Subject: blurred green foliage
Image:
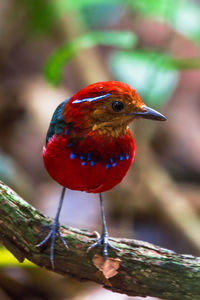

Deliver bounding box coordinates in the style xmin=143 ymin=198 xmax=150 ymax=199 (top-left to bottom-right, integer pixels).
xmin=56 ymin=0 xmax=200 ymax=41
xmin=37 ymin=0 xmax=200 ymax=108
xmin=109 ymin=50 xmax=179 ymax=107
xmin=20 ymin=0 xmax=59 ymax=34
xmin=22 ymin=0 xmax=200 ymax=40
xmin=54 ymin=0 xmax=122 ymax=11
xmin=44 ymin=31 xmax=136 ymax=85
xmin=127 ymin=0 xmax=200 ymax=41
xmin=21 ymin=0 xmax=200 ymax=39
xmin=20 ymin=0 xmax=200 ymax=107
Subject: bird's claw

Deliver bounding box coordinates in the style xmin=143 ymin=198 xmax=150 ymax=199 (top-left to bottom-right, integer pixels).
xmin=87 ymin=233 xmax=119 ymax=261
xmin=36 ymin=222 xmax=68 ymax=269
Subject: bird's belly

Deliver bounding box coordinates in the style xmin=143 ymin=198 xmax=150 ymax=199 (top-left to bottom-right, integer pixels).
xmin=43 ymin=135 xmax=135 ymax=193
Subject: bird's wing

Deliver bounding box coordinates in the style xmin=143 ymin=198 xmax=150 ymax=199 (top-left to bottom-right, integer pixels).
xmin=46 ymin=98 xmax=70 ymax=145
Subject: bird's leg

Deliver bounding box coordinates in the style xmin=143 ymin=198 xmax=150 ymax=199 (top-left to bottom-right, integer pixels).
xmin=36 ymin=187 xmax=68 ymax=269
xmin=87 ymin=193 xmax=119 ymax=261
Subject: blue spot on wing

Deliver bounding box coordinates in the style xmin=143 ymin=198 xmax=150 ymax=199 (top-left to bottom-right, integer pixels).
xmin=120 ymin=153 xmax=125 ymax=161
xmin=87 ymin=153 xmax=91 ymax=161
xmin=106 ymin=163 xmax=111 ymax=169
xmin=77 ymin=151 xmax=129 ymax=169
xmin=72 ymin=93 xmax=110 ymax=104
xmin=64 ymin=129 xmax=68 ymax=135
xmin=109 ymin=158 xmax=114 ymax=164
xmin=70 ymin=152 xmax=76 ymax=159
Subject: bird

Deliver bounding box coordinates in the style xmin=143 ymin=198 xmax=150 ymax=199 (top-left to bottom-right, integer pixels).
xmin=36 ymin=81 xmax=166 ymax=269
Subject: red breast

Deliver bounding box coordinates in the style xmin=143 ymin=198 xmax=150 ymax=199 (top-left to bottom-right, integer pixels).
xmin=43 ymin=132 xmax=135 ymax=193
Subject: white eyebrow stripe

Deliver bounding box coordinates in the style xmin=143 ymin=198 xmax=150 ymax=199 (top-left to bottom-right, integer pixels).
xmin=72 ymin=93 xmax=110 ymax=104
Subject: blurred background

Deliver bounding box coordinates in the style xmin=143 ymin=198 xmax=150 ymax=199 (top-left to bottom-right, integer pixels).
xmin=0 ymin=0 xmax=200 ymax=299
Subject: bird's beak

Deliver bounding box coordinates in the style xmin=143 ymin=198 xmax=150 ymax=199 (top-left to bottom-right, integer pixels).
xmin=131 ymin=105 xmax=167 ymax=121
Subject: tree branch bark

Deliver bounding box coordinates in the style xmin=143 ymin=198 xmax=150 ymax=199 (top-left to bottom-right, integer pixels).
xmin=0 ymin=180 xmax=200 ymax=300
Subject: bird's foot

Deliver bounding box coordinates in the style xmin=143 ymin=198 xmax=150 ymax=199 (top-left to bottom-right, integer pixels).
xmin=87 ymin=232 xmax=119 ymax=261
xmin=36 ymin=220 xmax=68 ymax=269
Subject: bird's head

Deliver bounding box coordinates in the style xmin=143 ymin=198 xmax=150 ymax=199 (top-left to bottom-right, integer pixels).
xmin=64 ymin=81 xmax=166 ymax=137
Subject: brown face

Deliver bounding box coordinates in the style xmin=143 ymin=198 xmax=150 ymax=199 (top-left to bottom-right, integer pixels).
xmin=65 ymin=81 xmax=166 ymax=137
xmin=90 ymin=92 xmax=166 ymax=130
xmin=91 ymin=94 xmax=142 ymax=126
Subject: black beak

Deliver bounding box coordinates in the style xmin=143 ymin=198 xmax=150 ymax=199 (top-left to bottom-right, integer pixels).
xmin=132 ymin=105 xmax=167 ymax=121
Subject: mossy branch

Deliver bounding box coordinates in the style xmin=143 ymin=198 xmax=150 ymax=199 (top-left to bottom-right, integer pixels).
xmin=0 ymin=180 xmax=200 ymax=300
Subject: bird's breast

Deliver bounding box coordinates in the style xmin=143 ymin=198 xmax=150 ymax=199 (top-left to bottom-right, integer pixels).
xmin=43 ymin=131 xmax=135 ymax=193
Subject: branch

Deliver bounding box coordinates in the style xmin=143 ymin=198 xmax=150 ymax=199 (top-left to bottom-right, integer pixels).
xmin=0 ymin=180 xmax=200 ymax=300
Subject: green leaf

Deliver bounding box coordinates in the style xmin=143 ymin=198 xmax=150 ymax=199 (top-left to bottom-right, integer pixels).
xmin=109 ymin=50 xmax=179 ymax=107
xmin=44 ymin=31 xmax=137 ymax=85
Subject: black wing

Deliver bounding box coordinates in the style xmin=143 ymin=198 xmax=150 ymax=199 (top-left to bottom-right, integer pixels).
xmin=46 ymin=98 xmax=70 ymax=145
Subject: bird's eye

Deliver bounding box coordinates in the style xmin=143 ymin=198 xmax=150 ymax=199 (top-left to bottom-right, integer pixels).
xmin=111 ymin=101 xmax=124 ymax=112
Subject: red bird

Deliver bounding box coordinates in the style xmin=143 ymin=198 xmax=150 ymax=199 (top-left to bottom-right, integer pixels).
xmin=37 ymin=81 xmax=166 ymax=268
